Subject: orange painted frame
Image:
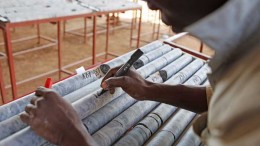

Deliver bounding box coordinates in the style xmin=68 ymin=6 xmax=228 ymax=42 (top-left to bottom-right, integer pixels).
xmin=164 ymin=33 xmax=210 ymax=61
xmin=0 ymin=12 xmax=97 ymax=100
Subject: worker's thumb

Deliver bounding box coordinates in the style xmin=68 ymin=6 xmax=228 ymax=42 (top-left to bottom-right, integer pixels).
xmin=103 ymin=76 xmax=127 ymax=89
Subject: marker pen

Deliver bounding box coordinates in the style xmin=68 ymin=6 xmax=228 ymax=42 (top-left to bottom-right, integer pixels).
xmin=44 ymin=78 xmax=53 ymax=88
xmin=97 ymin=49 xmax=144 ymax=97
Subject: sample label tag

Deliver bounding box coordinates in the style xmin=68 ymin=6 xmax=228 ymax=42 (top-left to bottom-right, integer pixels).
xmin=76 ymin=66 xmax=86 ymax=75
xmin=82 ymin=66 xmax=105 ymax=79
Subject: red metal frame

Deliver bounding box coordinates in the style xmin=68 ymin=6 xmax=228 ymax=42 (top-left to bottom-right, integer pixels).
xmin=2 ymin=24 xmax=18 ymax=98
xmin=92 ymin=16 xmax=97 ymax=64
xmin=105 ymin=14 xmax=110 ymax=59
xmin=163 ymin=33 xmax=210 ymax=61
xmin=131 ymin=10 xmax=173 ymax=45
xmin=106 ymin=8 xmax=142 ymax=57
xmin=57 ymin=21 xmax=62 ymax=79
xmin=129 ymin=9 xmax=142 ymax=48
xmin=64 ymin=8 xmax=142 ymax=58
xmin=131 ymin=10 xmax=160 ymax=45
xmin=0 ymin=59 xmax=6 ymax=104
xmin=0 ymin=12 xmax=97 ymax=100
xmin=0 ymin=24 xmax=57 ymax=57
xmin=0 ymin=6 xmax=142 ymax=101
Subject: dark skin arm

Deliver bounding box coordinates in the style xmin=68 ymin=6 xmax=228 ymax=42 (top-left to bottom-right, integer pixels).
xmin=101 ymin=67 xmax=208 ymax=113
xmin=18 ymin=0 xmax=224 ymax=144
xmin=20 ymin=87 xmax=97 ymax=146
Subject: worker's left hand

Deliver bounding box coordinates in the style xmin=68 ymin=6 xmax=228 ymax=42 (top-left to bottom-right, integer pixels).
xmin=20 ymin=87 xmax=96 ymax=146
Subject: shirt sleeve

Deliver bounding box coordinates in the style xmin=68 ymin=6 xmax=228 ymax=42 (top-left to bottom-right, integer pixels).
xmin=206 ymin=86 xmax=213 ymax=105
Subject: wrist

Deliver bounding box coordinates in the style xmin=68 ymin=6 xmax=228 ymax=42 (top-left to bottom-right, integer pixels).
xmin=142 ymin=81 xmax=159 ymax=100
xmin=60 ymin=123 xmax=96 ymax=146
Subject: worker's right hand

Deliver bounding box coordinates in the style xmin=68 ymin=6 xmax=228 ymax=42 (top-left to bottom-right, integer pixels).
xmin=101 ymin=66 xmax=151 ymax=100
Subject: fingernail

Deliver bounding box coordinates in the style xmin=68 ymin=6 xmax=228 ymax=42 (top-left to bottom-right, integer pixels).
xmin=37 ymin=86 xmax=44 ymax=90
xmin=101 ymin=82 xmax=108 ymax=89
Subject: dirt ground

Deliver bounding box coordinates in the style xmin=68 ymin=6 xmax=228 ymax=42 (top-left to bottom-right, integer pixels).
xmin=0 ymin=10 xmax=214 ymax=104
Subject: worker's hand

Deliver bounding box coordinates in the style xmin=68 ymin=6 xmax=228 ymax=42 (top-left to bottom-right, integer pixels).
xmin=20 ymin=87 xmax=97 ymax=146
xmin=101 ymin=66 xmax=151 ymax=100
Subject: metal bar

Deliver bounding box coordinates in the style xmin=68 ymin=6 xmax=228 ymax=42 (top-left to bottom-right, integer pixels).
xmin=0 ymin=59 xmax=6 ymax=104
xmin=107 ymin=52 xmax=119 ymax=57
xmin=61 ymin=52 xmax=106 ymax=71
xmin=64 ymin=12 xmax=134 ymax=45
xmin=8 ymin=13 xmax=96 ymax=28
xmin=0 ymin=35 xmax=56 ymax=47
xmin=136 ymin=9 xmax=142 ymax=48
xmin=40 ymin=35 xmax=57 ymax=43
xmin=65 ymin=27 xmax=85 ymax=33
xmin=63 ymin=21 xmax=66 ymax=36
xmin=65 ymin=17 xmax=130 ymax=34
xmin=133 ymin=27 xmax=172 ymax=42
xmin=61 ymin=69 xmax=74 ymax=75
xmin=199 ymin=41 xmax=204 ymax=53
xmin=92 ymin=16 xmax=97 ymax=64
xmin=156 ymin=11 xmax=161 ymax=40
xmin=112 ymin=13 xmax=116 ymax=34
xmin=152 ymin=11 xmax=158 ymax=38
xmin=65 ymin=24 xmax=107 ymax=33
xmin=3 ymin=24 xmax=17 ymax=99
xmin=0 ymin=35 xmax=37 ymax=46
xmin=132 ymin=10 xmax=137 ymax=29
xmin=0 ymin=35 xmax=56 ymax=57
xmin=65 ymin=31 xmax=86 ymax=37
xmin=4 ymin=69 xmax=59 ymax=89
xmin=164 ymin=42 xmax=210 ymax=61
xmin=84 ymin=17 xmax=88 ymax=43
xmin=132 ymin=38 xmax=150 ymax=44
xmin=105 ymin=14 xmax=110 ymax=59
xmin=37 ymin=24 xmax=40 ymax=44
xmin=13 ymin=42 xmax=56 ymax=56
xmin=130 ymin=11 xmax=135 ymax=47
xmin=164 ymin=32 xmax=188 ymax=42
xmin=57 ymin=21 xmax=62 ymax=79
xmin=134 ymin=10 xmax=137 ymax=29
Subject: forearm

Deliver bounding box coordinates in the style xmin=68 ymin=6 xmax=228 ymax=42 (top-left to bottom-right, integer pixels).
xmin=144 ymin=82 xmax=208 ymax=113
xmin=61 ymin=122 xmax=97 ymax=146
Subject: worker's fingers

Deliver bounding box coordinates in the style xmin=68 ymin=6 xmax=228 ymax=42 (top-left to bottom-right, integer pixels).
xmin=35 ymin=86 xmax=47 ymax=97
xmin=19 ymin=112 xmax=30 ymax=124
xmin=109 ymin=88 xmax=115 ymax=94
xmin=30 ymin=96 xmax=39 ymax=105
xmin=104 ymin=76 xmax=127 ymax=89
xmin=101 ymin=81 xmax=108 ymax=89
xmin=35 ymin=97 xmax=45 ymax=108
xmin=25 ymin=104 xmax=37 ymax=116
xmin=35 ymin=87 xmax=58 ymax=100
xmin=101 ymin=66 xmax=122 ymax=85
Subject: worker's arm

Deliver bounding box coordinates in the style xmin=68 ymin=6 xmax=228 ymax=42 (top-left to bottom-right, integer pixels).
xmin=101 ymin=67 xmax=208 ymax=113
xmin=20 ymin=87 xmax=97 ymax=146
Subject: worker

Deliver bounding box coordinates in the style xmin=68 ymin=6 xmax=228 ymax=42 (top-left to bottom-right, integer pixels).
xmin=20 ymin=0 xmax=260 ymax=146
